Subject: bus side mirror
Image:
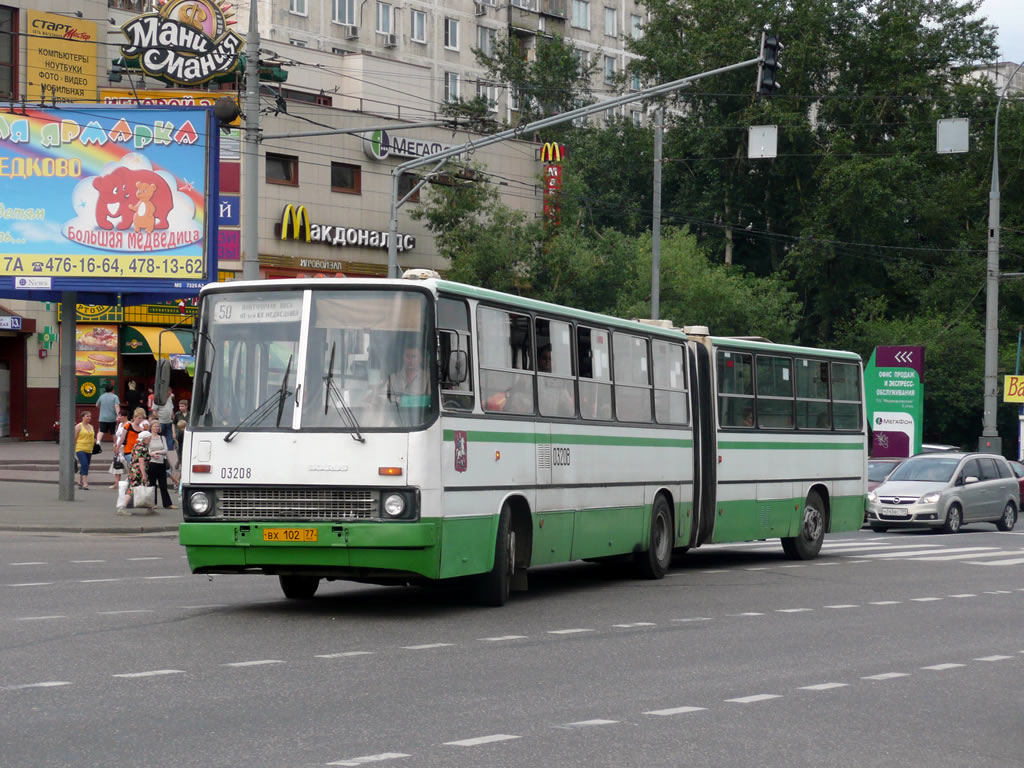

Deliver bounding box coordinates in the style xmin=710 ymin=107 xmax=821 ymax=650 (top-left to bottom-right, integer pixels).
xmin=446 ymin=350 xmax=468 ymax=384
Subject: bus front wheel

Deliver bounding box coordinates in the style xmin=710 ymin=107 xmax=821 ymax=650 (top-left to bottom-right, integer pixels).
xmin=781 ymin=491 xmax=826 ymax=560
xmin=635 ymin=494 xmax=673 ymax=579
xmin=279 ymin=574 xmax=320 ymax=599
xmin=473 ymin=505 xmax=514 ymax=607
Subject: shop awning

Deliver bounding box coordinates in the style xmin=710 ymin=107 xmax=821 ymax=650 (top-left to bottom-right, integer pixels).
xmin=121 ymin=326 xmax=194 ymax=358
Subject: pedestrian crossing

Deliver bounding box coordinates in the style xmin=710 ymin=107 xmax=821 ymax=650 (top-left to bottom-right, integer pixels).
xmin=699 ymin=538 xmax=1024 ymax=566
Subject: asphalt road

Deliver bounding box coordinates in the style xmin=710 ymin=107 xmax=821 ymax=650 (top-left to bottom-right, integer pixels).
xmin=2 ymin=526 xmax=1024 ymax=768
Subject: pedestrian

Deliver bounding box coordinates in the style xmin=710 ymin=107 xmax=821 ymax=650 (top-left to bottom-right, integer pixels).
xmin=109 ymin=414 xmax=127 ymax=489
xmin=146 ymin=387 xmax=155 ymax=411
xmin=95 ymin=382 xmax=120 ymax=444
xmin=172 ymin=398 xmax=189 ymax=489
xmin=122 ymin=430 xmax=153 ymax=516
xmin=121 ymin=408 xmax=147 ymax=470
xmin=125 ymin=379 xmax=143 ymax=416
xmin=157 ymin=389 xmax=175 ymax=453
xmin=74 ymin=411 xmax=95 ymax=490
xmin=147 ymin=429 xmax=176 ymax=509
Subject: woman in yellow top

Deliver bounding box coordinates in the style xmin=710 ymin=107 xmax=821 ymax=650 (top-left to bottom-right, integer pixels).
xmin=74 ymin=411 xmax=96 ymax=490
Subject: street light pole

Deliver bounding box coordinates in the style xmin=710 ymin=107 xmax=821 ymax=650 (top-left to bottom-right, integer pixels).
xmin=982 ymin=61 xmax=1024 ymax=451
xmin=241 ymin=0 xmax=261 ymax=281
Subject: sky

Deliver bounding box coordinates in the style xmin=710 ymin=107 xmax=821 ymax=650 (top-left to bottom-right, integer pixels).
xmin=977 ymin=0 xmax=1024 ymax=63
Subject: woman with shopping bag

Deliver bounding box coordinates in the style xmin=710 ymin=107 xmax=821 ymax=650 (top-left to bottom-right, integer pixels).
xmin=122 ymin=430 xmax=156 ymax=514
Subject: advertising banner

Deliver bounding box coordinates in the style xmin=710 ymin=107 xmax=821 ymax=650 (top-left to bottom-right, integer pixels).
xmin=864 ymin=346 xmax=925 ymax=458
xmin=26 ymin=11 xmax=98 ymax=104
xmin=0 ymin=106 xmax=218 ymax=301
xmin=74 ymin=324 xmax=119 ymax=404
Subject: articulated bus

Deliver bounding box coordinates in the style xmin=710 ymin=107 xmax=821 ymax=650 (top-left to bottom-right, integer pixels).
xmin=178 ymin=275 xmax=867 ymax=604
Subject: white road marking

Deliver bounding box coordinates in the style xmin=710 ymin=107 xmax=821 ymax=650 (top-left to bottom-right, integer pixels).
xmin=922 ymin=664 xmax=965 ymax=671
xmin=16 ymin=615 xmax=65 ymax=621
xmin=862 ymin=673 xmax=909 ymax=680
xmin=971 ymin=558 xmax=1024 ymax=565
xmin=974 ymin=655 xmax=1013 ymax=662
xmin=910 ymin=597 xmax=942 ymax=602
xmin=907 ymin=551 xmax=1015 ymax=561
xmin=949 ymin=593 xmax=976 ymax=598
xmin=562 ymin=719 xmax=619 ymax=727
xmin=745 ymin=567 xmax=770 ymax=571
xmin=9 ymin=561 xmax=46 ymax=566
xmin=671 ymin=617 xmax=712 ymax=623
xmin=869 ymin=601 xmax=902 ymax=605
xmin=612 ymin=622 xmax=656 ymax=628
xmin=180 ymin=604 xmax=227 ymax=609
xmin=725 ymin=694 xmax=781 ymax=704
xmin=2 ymin=681 xmax=71 ymax=690
xmin=327 ymin=752 xmax=411 ymax=766
xmin=548 ymin=628 xmax=594 ymax=635
xmin=222 ymin=660 xmax=284 ymax=667
xmin=799 ymin=683 xmax=849 ymax=691
xmin=985 ymin=590 xmax=1013 ymax=594
xmin=730 ymin=612 xmax=764 ymax=617
xmin=316 ymin=652 xmax=375 ymax=658
xmin=98 ymin=610 xmax=154 ymax=615
xmin=113 ymin=670 xmax=184 ymax=678
xmin=444 ymin=734 xmax=520 ymax=747
xmin=643 ymin=706 xmax=706 ymax=716
xmin=777 ymin=564 xmax=805 ymax=568
xmin=71 ymin=559 xmax=105 ymax=563
xmin=854 ymin=549 xmax=956 ymax=559
xmin=479 ymin=635 xmax=528 ymax=642
xmin=402 ymin=643 xmax=453 ymax=650
xmin=127 ymin=557 xmax=163 ymax=561
xmin=143 ymin=575 xmax=185 ymax=580
xmin=814 ymin=562 xmax=840 ymax=566
xmin=825 ymin=604 xmax=859 ymax=609
xmin=7 ymin=582 xmax=54 ymax=587
xmin=776 ymin=608 xmax=813 ymax=613
xmin=79 ymin=579 xmax=119 ymax=583
xmin=700 ymin=569 xmax=727 ymax=574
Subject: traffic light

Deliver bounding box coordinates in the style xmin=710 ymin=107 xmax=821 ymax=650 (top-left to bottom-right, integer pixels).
xmin=757 ymin=31 xmax=782 ymax=96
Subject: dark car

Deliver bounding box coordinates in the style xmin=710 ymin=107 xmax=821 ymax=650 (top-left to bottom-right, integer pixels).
xmin=1008 ymin=461 xmax=1024 ymax=499
xmin=868 ymin=458 xmax=904 ymax=492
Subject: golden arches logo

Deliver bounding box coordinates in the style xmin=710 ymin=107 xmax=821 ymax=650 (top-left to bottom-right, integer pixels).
xmin=540 ymin=143 xmax=565 ymax=163
xmin=281 ymin=204 xmax=312 ymax=243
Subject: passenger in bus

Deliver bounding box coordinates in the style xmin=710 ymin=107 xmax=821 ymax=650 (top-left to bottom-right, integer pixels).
xmin=537 ymin=344 xmax=574 ymax=417
xmin=743 ymin=405 xmax=754 ymax=427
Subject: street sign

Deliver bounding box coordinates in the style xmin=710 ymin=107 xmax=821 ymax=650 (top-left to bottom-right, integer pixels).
xmin=864 ymin=345 xmax=925 ymax=457
xmin=1003 ymin=375 xmax=1024 ymax=403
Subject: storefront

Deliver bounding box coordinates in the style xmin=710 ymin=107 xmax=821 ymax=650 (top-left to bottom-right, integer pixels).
xmin=0 ymin=307 xmax=36 ymax=439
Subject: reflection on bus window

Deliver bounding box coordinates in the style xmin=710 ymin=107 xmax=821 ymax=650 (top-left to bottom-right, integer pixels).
xmin=577 ymin=325 xmax=612 ymax=420
xmin=479 ymin=306 xmax=534 ymax=414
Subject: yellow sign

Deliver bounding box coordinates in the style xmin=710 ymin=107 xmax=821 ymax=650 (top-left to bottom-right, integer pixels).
xmin=1004 ymin=375 xmax=1024 ymax=403
xmin=26 ymin=11 xmax=98 ymax=103
xmin=99 ymin=89 xmax=241 ymax=126
xmin=281 ymin=204 xmax=313 ymax=243
xmin=0 ymin=253 xmax=204 ymax=280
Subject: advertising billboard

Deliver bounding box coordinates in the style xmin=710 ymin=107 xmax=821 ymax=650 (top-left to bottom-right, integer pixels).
xmin=74 ymin=324 xmax=119 ymax=404
xmin=26 ymin=11 xmax=98 ymax=104
xmin=0 ymin=106 xmax=218 ymax=302
xmin=864 ymin=345 xmax=925 ymax=458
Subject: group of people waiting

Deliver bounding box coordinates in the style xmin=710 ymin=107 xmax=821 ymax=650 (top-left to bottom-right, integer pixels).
xmin=73 ymin=381 xmax=189 ymax=515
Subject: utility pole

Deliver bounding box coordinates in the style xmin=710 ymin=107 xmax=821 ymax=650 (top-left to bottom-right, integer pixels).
xmin=651 ymin=108 xmax=663 ymax=320
xmin=241 ymin=0 xmax=261 ymax=281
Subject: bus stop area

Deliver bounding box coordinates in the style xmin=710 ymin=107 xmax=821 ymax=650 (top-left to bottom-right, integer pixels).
xmin=0 ymin=439 xmax=178 ymax=534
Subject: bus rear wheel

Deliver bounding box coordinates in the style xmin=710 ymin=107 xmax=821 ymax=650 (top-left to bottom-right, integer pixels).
xmin=781 ymin=491 xmax=826 ymax=560
xmin=279 ymin=574 xmax=320 ymax=599
xmin=473 ymin=505 xmax=514 ymax=607
xmin=635 ymin=494 xmax=673 ymax=579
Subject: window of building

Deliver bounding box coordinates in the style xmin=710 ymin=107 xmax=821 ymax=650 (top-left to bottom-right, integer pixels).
xmin=509 ymin=87 xmax=520 ymax=112
xmin=718 ymin=349 xmax=754 ymax=427
xmin=410 ymin=9 xmax=426 ymax=43
xmin=631 ymin=73 xmax=641 ymax=90
xmin=266 ymin=152 xmax=298 ymax=186
xmin=478 ymin=307 xmax=534 ymax=414
xmin=572 ymin=48 xmax=590 ymax=75
xmin=796 ymin=358 xmax=830 ymax=430
xmin=0 ymin=6 xmax=14 ymax=101
xmin=630 ymin=13 xmax=642 ymax=39
xmin=570 ymin=0 xmax=589 ymax=30
xmin=443 ymin=71 xmax=460 ymax=102
xmin=332 ymin=0 xmax=355 ymax=25
xmin=577 ymin=325 xmax=611 ymax=420
xmin=281 ymin=87 xmax=333 ymax=106
xmin=475 ymin=81 xmax=498 ymax=112
xmin=289 ymin=0 xmax=307 ymax=15
xmin=756 ymin=354 xmax=794 ymax=429
xmin=653 ymin=339 xmax=687 ymax=424
xmin=604 ymin=55 xmax=616 ymax=84
xmin=444 ymin=17 xmax=459 ymax=49
xmin=512 ymin=0 xmax=536 ymax=9
xmin=331 ymin=162 xmax=361 ymax=194
xmin=376 ymin=1 xmax=392 ymax=34
xmin=290 ymin=39 xmax=308 ymax=47
xmin=613 ymin=332 xmax=651 ymax=422
xmin=477 ymin=25 xmax=496 ymax=56
xmin=631 ymin=110 xmax=642 ymax=126
xmin=604 ymin=7 xmax=616 ymax=36
xmin=397 ymin=172 xmax=420 ymax=203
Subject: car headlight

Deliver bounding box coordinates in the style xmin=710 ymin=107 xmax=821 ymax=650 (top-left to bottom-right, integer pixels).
xmin=919 ymin=491 xmax=941 ymax=504
xmin=867 ymin=491 xmax=877 ymax=503
xmin=189 ymin=491 xmax=211 ymax=515
xmin=383 ymin=493 xmax=406 ymax=518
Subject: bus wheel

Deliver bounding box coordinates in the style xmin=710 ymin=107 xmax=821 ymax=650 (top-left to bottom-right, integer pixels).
xmin=635 ymin=494 xmax=673 ymax=579
xmin=781 ymin=491 xmax=825 ymax=560
xmin=279 ymin=574 xmax=320 ymax=599
xmin=474 ymin=505 xmax=514 ymax=607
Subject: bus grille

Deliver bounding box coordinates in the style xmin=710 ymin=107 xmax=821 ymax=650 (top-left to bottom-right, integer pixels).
xmin=216 ymin=488 xmax=378 ymax=520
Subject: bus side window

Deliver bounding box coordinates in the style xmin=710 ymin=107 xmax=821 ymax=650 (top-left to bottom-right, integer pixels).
xmin=577 ymin=325 xmax=612 ymax=420
xmin=438 ymin=297 xmax=474 ymax=411
xmin=478 ymin=306 xmax=534 ymax=414
xmin=717 ymin=349 xmax=754 ymax=428
xmin=831 ymin=361 xmax=862 ymax=430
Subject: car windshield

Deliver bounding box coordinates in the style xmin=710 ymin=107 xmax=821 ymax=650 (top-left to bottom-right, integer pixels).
xmin=887 ymin=457 xmax=960 ymax=483
xmin=868 ymin=461 xmax=900 ymax=483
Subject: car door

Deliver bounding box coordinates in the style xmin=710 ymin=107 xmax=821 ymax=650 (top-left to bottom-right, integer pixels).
xmin=958 ymin=459 xmax=985 ymax=521
xmin=977 ymin=458 xmax=1002 ymax=520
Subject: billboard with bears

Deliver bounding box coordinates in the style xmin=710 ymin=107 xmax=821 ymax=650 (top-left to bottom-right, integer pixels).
xmin=0 ymin=105 xmax=217 ymax=300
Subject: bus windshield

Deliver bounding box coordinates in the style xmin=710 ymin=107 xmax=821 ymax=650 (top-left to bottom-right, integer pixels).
xmin=194 ymin=288 xmax=434 ymax=431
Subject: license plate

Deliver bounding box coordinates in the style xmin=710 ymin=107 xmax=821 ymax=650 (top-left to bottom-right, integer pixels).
xmin=263 ymin=528 xmax=318 ymax=542
xmin=881 ymin=508 xmax=909 ymax=518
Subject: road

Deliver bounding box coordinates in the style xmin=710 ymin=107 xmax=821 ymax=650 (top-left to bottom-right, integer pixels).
xmin=2 ymin=526 xmax=1024 ymax=768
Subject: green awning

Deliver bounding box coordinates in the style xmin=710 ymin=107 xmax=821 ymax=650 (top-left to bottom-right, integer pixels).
xmin=121 ymin=326 xmax=195 ymax=358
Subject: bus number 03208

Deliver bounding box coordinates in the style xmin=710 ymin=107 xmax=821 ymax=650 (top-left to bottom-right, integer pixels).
xmin=221 ymin=467 xmax=252 ymax=479
xmin=552 ymin=447 xmax=571 ymax=466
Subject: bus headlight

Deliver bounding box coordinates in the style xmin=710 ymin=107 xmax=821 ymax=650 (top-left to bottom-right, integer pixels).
xmin=189 ymin=491 xmax=212 ymax=515
xmin=383 ymin=493 xmax=406 ymax=518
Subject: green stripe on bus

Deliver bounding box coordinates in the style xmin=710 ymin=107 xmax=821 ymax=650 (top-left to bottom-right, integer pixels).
xmin=718 ymin=440 xmax=864 ymax=450
xmin=442 ymin=429 xmax=692 ymax=448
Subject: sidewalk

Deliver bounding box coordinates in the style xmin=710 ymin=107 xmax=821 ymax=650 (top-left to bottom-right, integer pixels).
xmin=0 ymin=439 xmax=179 ymax=534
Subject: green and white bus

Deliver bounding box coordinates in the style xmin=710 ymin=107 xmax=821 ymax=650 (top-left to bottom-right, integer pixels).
xmin=178 ymin=275 xmax=867 ymax=604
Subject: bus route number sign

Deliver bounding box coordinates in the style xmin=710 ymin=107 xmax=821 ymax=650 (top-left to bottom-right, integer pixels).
xmin=263 ymin=528 xmax=318 ymax=542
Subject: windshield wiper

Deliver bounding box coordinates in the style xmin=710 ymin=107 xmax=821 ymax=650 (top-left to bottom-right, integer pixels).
xmin=223 ymin=354 xmax=293 ymax=442
xmin=323 ymin=341 xmax=365 ymax=443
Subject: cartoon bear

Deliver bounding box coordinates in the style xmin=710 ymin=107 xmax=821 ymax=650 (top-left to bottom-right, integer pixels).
xmin=129 ymin=181 xmax=157 ymax=233
xmin=92 ymin=167 xmax=173 ymax=231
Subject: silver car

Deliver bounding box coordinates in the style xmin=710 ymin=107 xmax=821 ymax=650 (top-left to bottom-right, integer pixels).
xmin=865 ymin=452 xmax=1019 ymax=533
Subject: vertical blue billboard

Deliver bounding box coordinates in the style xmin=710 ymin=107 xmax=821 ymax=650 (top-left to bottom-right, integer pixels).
xmin=0 ymin=105 xmax=218 ymax=302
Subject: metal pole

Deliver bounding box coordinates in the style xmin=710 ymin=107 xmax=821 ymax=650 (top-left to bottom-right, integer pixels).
xmin=58 ymin=291 xmax=76 ymax=502
xmin=651 ymin=108 xmax=663 ymax=320
xmin=982 ymin=61 xmax=1024 ymax=449
xmin=1017 ymin=326 xmax=1023 ymax=462
xmin=241 ymin=0 xmax=261 ymax=281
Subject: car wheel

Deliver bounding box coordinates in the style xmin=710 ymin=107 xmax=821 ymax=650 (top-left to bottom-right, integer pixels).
xmin=996 ymin=501 xmax=1017 ymax=532
xmin=781 ymin=490 xmax=826 ymax=560
xmin=869 ymin=525 xmax=889 ymax=533
xmin=940 ymin=504 xmax=962 ymax=534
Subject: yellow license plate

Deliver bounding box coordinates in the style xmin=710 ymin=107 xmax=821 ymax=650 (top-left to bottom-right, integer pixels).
xmin=263 ymin=528 xmax=318 ymax=542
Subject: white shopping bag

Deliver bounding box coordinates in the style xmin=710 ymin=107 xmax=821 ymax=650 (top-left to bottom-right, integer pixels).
xmin=116 ymin=480 xmax=130 ymax=510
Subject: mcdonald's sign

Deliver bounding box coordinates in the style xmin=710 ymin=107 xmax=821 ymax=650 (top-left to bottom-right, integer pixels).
xmin=539 ymin=142 xmax=567 ymax=163
xmin=280 ymin=204 xmax=312 ymax=243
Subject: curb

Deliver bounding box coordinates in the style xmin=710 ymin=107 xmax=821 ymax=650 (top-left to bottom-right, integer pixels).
xmin=0 ymin=524 xmax=180 ymax=534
